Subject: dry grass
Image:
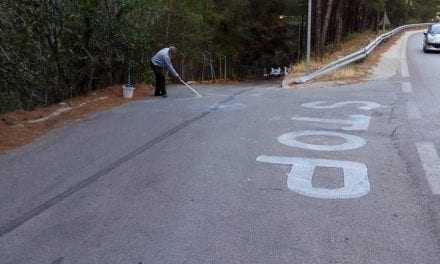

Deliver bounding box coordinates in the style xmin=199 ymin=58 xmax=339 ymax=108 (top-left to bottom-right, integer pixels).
xmin=326 ymin=67 xmax=359 ymax=79
xmin=0 ymin=83 xmax=154 ymax=153
xmin=287 ymin=30 xmax=401 ymax=85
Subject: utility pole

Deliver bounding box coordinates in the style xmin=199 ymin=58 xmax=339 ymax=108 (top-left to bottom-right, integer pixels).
xmin=306 ymin=0 xmax=312 ymax=71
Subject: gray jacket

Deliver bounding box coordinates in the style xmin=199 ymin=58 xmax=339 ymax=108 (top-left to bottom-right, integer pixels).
xmin=151 ymin=48 xmax=179 ymax=78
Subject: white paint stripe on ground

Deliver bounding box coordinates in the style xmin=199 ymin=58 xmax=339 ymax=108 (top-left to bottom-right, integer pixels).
xmin=400 ymin=33 xmax=410 ymax=78
xmin=256 ymin=156 xmax=370 ymax=199
xmin=400 ymin=33 xmax=408 ymax=60
xmin=401 ymin=82 xmax=413 ymax=94
xmin=406 ymin=102 xmax=422 ymax=120
xmin=198 ymin=93 xmax=230 ymax=97
xmin=28 ymin=107 xmax=72 ymax=124
xmin=416 ymin=142 xmax=440 ymax=195
xmin=278 ymin=130 xmax=366 ymax=152
xmin=301 ymin=101 xmax=382 ymax=111
xmin=27 ymin=96 xmax=110 ymax=124
xmin=291 ymin=115 xmax=371 ymax=131
xmin=401 ymin=60 xmax=410 ymax=78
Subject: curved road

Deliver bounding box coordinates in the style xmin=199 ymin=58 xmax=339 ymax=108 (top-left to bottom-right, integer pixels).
xmin=1 ymin=31 xmax=440 ymax=263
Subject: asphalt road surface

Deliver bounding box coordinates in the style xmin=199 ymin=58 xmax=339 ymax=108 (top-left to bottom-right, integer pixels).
xmin=1 ymin=32 xmax=440 ymax=264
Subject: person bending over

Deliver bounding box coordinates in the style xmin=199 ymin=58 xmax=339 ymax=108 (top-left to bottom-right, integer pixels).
xmin=150 ymin=46 xmax=180 ymax=98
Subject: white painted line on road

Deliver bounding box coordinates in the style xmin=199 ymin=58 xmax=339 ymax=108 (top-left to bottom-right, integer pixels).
xmin=278 ymin=130 xmax=367 ymax=151
xmin=201 ymin=93 xmax=230 ymax=97
xmin=291 ymin=115 xmax=371 ymax=131
xmin=302 ymin=101 xmax=382 ymax=111
xmin=401 ymin=61 xmax=410 ymax=78
xmin=406 ymin=102 xmax=422 ymax=120
xmin=400 ymin=33 xmax=408 ymax=60
xmin=416 ymin=142 xmax=440 ymax=195
xmin=400 ymin=35 xmax=410 ymax=78
xmin=401 ymin=82 xmax=413 ymax=94
xmin=256 ymin=156 xmax=370 ymax=199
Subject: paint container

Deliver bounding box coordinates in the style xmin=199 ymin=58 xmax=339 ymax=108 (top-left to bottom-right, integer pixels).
xmin=122 ymin=84 xmax=135 ymax=99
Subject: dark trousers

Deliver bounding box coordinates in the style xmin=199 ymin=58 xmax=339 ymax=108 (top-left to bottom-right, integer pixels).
xmin=150 ymin=62 xmax=166 ymax=96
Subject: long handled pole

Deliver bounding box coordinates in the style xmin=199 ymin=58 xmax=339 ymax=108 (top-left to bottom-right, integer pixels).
xmin=179 ymin=78 xmax=203 ymax=98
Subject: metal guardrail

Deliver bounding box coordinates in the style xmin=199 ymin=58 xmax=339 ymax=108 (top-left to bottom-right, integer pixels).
xmin=292 ymin=23 xmax=432 ymax=84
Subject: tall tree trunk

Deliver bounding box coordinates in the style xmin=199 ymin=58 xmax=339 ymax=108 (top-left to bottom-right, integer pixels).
xmin=335 ymin=0 xmax=344 ymax=45
xmin=321 ymin=0 xmax=335 ymax=47
xmin=314 ymin=0 xmax=322 ymax=57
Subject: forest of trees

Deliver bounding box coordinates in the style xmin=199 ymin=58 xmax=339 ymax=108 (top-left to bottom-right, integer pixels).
xmin=1 ymin=0 xmax=439 ymax=113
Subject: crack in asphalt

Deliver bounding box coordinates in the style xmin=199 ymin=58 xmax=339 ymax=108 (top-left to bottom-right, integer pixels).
xmin=0 ymin=88 xmax=252 ymax=238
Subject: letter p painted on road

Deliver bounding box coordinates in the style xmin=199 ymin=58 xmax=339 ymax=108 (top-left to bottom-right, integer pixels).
xmin=257 ymin=156 xmax=370 ymax=199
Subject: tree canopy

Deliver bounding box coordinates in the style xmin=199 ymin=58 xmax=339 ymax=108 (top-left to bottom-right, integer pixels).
xmin=1 ymin=0 xmax=439 ymax=113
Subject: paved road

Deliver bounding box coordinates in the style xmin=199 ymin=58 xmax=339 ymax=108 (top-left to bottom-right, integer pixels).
xmin=1 ymin=32 xmax=440 ymax=264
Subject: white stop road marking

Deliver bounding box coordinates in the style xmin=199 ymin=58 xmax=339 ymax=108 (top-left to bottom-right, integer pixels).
xmin=302 ymin=101 xmax=382 ymax=111
xmin=291 ymin=115 xmax=371 ymax=131
xmin=256 ymin=100 xmax=384 ymax=199
xmin=278 ymin=130 xmax=367 ymax=152
xmin=257 ymin=156 xmax=370 ymax=199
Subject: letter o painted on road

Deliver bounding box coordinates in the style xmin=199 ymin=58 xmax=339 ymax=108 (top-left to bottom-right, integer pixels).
xmin=278 ymin=130 xmax=366 ymax=151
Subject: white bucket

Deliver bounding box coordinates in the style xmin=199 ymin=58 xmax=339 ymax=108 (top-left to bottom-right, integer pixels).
xmin=122 ymin=85 xmax=135 ymax=99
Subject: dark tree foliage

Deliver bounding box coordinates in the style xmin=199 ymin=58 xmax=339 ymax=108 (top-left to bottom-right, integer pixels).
xmin=1 ymin=0 xmax=439 ymax=113
xmin=312 ymin=0 xmax=440 ymax=56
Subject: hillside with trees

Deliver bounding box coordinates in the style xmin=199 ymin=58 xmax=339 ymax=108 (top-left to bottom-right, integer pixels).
xmin=1 ymin=0 xmax=439 ymax=113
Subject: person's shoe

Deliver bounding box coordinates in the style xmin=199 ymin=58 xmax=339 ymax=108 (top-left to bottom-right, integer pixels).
xmin=161 ymin=94 xmax=168 ymax=98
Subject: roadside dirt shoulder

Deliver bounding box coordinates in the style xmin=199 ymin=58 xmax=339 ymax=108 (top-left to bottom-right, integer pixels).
xmin=285 ymin=29 xmax=423 ymax=88
xmin=0 ymin=84 xmax=153 ymax=154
